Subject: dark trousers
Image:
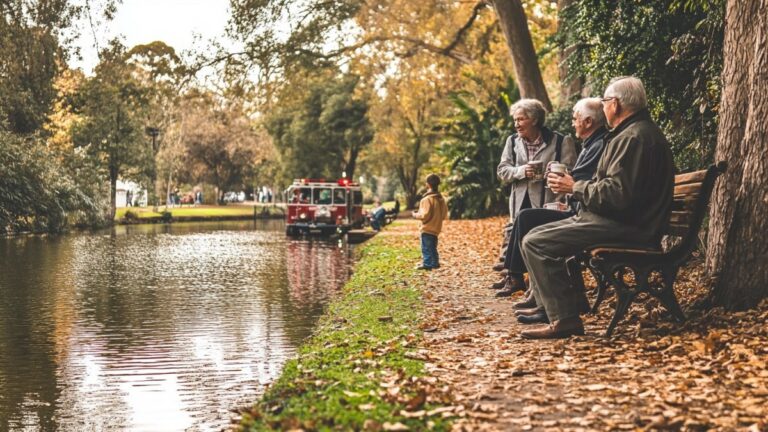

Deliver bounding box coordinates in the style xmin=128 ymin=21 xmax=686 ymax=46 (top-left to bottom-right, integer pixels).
xmin=505 ymin=208 xmax=574 ymax=274
xmin=421 ymin=233 xmax=439 ymax=268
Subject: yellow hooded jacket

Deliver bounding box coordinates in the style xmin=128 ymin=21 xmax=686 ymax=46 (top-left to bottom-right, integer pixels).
xmin=416 ymin=192 xmax=448 ymax=236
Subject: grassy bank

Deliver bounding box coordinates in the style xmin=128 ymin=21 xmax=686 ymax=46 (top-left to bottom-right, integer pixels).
xmin=239 ymin=234 xmax=453 ymax=431
xmin=115 ymin=205 xmax=284 ymax=223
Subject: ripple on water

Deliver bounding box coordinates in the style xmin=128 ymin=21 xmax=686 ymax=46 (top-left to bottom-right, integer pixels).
xmin=0 ymin=221 xmax=352 ymax=431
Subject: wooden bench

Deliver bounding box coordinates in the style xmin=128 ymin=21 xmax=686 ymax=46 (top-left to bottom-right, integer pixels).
xmin=569 ymin=162 xmax=727 ymax=336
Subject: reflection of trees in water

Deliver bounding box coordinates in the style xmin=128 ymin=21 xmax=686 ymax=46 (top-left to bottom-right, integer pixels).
xmin=0 ymin=224 xmax=355 ymax=430
xmin=286 ymin=240 xmax=351 ymax=307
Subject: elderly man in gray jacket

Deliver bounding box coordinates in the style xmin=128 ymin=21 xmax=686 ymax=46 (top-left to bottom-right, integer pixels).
xmin=497 ymin=99 xmax=578 ymax=221
xmin=519 ymin=76 xmax=675 ymax=339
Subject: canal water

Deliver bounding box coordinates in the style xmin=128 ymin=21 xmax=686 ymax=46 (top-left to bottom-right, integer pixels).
xmin=0 ymin=220 xmax=354 ymax=431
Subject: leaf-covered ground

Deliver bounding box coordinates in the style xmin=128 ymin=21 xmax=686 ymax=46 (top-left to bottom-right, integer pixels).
xmin=387 ymin=218 xmax=767 ymax=431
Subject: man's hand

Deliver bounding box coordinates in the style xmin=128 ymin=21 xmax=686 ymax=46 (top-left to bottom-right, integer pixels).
xmin=412 ymin=211 xmax=420 ymax=218
xmin=547 ymin=172 xmax=575 ymax=194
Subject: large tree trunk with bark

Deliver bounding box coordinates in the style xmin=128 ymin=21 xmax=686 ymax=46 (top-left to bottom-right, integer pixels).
xmin=706 ymin=0 xmax=768 ymax=309
xmin=491 ymin=0 xmax=552 ymax=111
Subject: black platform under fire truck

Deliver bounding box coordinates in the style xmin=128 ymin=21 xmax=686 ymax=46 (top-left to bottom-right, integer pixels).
xmin=283 ymin=178 xmax=365 ymax=236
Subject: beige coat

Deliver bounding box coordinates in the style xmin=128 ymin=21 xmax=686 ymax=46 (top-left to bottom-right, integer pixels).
xmin=416 ymin=192 xmax=448 ymax=236
xmin=497 ymin=128 xmax=577 ymax=221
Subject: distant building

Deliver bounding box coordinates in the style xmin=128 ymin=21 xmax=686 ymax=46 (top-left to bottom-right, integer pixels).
xmin=116 ymin=180 xmax=147 ymax=207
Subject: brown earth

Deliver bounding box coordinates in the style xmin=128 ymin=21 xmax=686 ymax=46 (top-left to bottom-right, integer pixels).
xmin=383 ymin=218 xmax=768 ymax=431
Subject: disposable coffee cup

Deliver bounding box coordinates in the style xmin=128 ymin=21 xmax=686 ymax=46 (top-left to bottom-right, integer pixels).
xmin=549 ymin=163 xmax=568 ymax=175
xmin=529 ymin=160 xmax=544 ymax=180
xmin=545 ymin=162 xmax=567 ymax=189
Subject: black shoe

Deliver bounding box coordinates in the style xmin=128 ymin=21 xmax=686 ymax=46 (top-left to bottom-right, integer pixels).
xmin=489 ymin=278 xmax=507 ymax=290
xmin=517 ymin=311 xmax=549 ymax=324
xmin=495 ymin=288 xmax=517 ymax=298
xmin=415 ymin=264 xmax=433 ymax=270
xmin=492 ymin=262 xmax=506 ymax=272
xmin=513 ymin=296 xmax=537 ymax=310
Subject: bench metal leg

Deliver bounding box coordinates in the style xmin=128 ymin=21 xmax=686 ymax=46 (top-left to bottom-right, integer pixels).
xmin=658 ymin=269 xmax=686 ymax=323
xmin=606 ymin=288 xmax=635 ymax=337
xmin=590 ymin=267 xmax=609 ymax=314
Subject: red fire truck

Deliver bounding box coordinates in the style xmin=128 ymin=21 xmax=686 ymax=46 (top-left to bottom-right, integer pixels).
xmin=284 ymin=178 xmax=365 ymax=236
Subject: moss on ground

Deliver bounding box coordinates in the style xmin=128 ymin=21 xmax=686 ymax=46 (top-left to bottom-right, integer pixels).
xmin=239 ymin=237 xmax=452 ymax=431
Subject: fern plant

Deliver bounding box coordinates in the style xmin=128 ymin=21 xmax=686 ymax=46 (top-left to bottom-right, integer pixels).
xmin=438 ymin=79 xmax=518 ymax=219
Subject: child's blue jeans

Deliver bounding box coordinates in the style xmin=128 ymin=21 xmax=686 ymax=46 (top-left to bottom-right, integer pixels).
xmin=420 ymin=233 xmax=439 ymax=268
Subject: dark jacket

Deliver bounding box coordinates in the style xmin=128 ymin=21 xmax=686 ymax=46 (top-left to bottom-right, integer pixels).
xmin=568 ymin=126 xmax=608 ymax=212
xmin=572 ymin=110 xmax=675 ymax=242
xmin=571 ymin=126 xmax=608 ymax=182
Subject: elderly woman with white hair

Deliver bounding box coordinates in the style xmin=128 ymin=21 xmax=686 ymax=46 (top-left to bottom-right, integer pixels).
xmin=502 ymin=98 xmax=609 ymax=315
xmin=492 ymin=98 xmax=577 ymax=295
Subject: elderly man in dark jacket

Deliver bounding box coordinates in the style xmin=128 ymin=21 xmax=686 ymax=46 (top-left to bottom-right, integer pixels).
xmin=519 ymin=76 xmax=675 ymax=339
xmin=493 ymin=97 xmax=609 ymax=300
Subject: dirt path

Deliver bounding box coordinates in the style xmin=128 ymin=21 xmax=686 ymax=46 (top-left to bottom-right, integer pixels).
xmin=385 ymin=218 xmax=768 ymax=431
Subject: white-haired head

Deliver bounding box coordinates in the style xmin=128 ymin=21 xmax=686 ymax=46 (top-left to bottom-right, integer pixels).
xmin=573 ymin=97 xmax=606 ymax=126
xmin=604 ymin=76 xmax=647 ymax=113
xmin=509 ymin=98 xmax=547 ymax=128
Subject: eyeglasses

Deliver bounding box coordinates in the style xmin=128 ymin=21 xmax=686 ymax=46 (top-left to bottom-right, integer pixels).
xmin=600 ymin=96 xmax=618 ymax=103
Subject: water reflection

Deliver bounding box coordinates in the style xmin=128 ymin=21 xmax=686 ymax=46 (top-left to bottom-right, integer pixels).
xmin=0 ymin=221 xmax=352 ymax=431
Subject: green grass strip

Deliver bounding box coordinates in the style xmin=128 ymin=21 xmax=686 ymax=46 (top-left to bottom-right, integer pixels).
xmin=239 ymin=237 xmax=451 ymax=431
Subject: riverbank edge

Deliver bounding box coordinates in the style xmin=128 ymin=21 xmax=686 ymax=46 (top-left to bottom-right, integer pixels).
xmin=238 ymin=231 xmax=454 ymax=431
xmin=115 ymin=206 xmax=285 ymax=225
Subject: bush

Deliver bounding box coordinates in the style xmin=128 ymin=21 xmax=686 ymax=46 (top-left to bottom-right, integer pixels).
xmin=0 ymin=131 xmax=97 ymax=234
xmin=160 ymin=211 xmax=172 ymax=223
xmin=123 ymin=210 xmax=138 ymax=221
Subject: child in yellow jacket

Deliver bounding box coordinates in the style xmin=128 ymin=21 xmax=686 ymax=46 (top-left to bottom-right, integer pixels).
xmin=412 ymin=174 xmax=449 ymax=270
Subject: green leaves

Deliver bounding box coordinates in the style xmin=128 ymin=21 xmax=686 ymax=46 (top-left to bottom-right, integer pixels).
xmin=438 ymin=79 xmax=518 ymax=219
xmin=558 ymin=0 xmax=724 ymax=171
xmin=265 ymin=72 xmax=373 ymax=182
xmin=0 ymin=132 xmax=100 ymax=233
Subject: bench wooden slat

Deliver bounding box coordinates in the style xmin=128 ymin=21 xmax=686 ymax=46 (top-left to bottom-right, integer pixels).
xmin=669 ymin=211 xmax=691 ymax=224
xmin=590 ymin=247 xmax=662 ymax=257
xmin=674 ymin=169 xmax=707 ymax=185
xmin=674 ymin=182 xmax=703 ymax=196
xmin=666 ymin=223 xmax=691 ymax=237
xmin=671 ymin=197 xmax=698 ymax=211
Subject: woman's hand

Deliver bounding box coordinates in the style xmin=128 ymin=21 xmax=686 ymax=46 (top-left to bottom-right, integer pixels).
xmin=524 ymin=164 xmax=536 ymax=178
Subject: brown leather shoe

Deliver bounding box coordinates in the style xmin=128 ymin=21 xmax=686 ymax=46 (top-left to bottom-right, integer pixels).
xmin=503 ymin=275 xmax=525 ymax=293
xmin=492 ymin=262 xmax=506 ymax=272
xmin=521 ymin=317 xmax=585 ymax=339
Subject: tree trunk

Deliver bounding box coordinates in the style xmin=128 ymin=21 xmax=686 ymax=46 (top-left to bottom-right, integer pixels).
xmin=109 ymin=165 xmax=118 ymax=223
xmin=706 ymin=0 xmax=768 ymax=309
xmin=491 ymin=0 xmax=552 ymax=111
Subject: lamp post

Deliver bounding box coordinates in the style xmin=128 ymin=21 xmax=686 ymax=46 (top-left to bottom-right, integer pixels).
xmin=145 ymin=127 xmax=161 ymax=208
